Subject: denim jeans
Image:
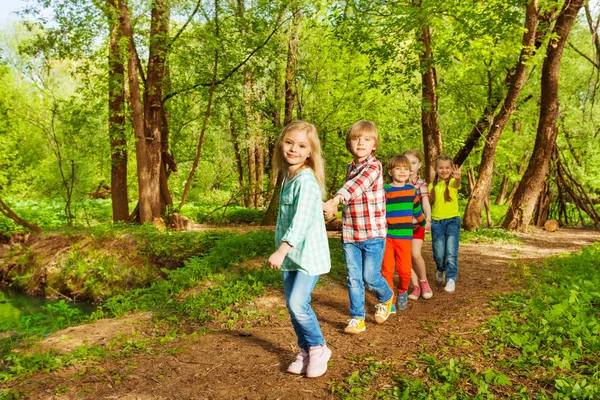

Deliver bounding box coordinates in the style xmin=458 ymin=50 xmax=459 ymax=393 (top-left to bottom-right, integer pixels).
xmin=342 ymin=237 xmax=393 ymax=319
xmin=431 ymin=216 xmax=460 ymax=282
xmin=282 ymin=270 xmax=325 ymax=351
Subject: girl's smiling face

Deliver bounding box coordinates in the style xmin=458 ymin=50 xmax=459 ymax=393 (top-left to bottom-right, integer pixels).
xmin=435 ymin=159 xmax=453 ymax=180
xmin=282 ymin=129 xmax=311 ymax=172
xmin=405 ymin=154 xmax=421 ymax=179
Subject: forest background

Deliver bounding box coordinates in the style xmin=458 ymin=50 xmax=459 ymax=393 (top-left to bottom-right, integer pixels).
xmin=0 ymin=0 xmax=599 ymax=234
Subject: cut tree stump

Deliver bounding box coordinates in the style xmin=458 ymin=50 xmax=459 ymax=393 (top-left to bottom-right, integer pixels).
xmin=544 ymin=219 xmax=559 ymax=232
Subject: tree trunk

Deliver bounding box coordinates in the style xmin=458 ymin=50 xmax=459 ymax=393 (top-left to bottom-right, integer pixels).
xmin=107 ymin=0 xmax=129 ymax=222
xmin=118 ymin=0 xmax=156 ymax=224
xmin=495 ymin=175 xmax=510 ymax=205
xmin=463 ymin=0 xmax=539 ymax=230
xmin=255 ymin=127 xmax=265 ymax=208
xmin=418 ymin=23 xmax=443 ymax=183
xmin=284 ymin=2 xmax=300 ymax=125
xmin=262 ymin=4 xmax=300 ymax=223
xmin=506 ymin=151 xmax=529 ymax=205
xmin=504 ymin=0 xmax=584 ymax=231
xmin=141 ymin=0 xmax=169 ymax=222
xmin=228 ymin=103 xmax=246 ymax=207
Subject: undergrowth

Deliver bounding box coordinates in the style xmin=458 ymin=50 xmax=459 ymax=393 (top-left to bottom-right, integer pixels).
xmin=0 ymin=230 xmax=281 ymax=383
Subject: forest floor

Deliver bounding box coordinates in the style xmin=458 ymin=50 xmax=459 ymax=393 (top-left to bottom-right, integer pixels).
xmin=5 ymin=227 xmax=599 ymax=400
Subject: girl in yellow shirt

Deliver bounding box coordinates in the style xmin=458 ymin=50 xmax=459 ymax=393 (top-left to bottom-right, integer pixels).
xmin=428 ymin=155 xmax=462 ymax=293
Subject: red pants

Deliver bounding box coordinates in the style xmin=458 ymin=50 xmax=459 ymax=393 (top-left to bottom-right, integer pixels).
xmin=381 ymin=237 xmax=412 ymax=300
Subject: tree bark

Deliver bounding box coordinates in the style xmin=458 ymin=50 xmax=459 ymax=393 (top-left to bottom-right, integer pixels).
xmin=504 ymin=0 xmax=584 ymax=231
xmin=107 ymin=0 xmax=129 ymax=222
xmin=118 ymin=0 xmax=156 ymax=224
xmin=142 ymin=0 xmax=169 ymax=220
xmin=418 ymin=23 xmax=443 ymax=183
xmin=495 ymin=175 xmax=510 ymax=205
xmin=284 ymin=2 xmax=300 ymax=125
xmin=463 ymin=0 xmax=539 ymax=230
xmin=262 ymin=5 xmax=300 ymax=223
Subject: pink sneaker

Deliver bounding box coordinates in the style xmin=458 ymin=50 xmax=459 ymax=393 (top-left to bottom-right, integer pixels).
xmin=306 ymin=345 xmax=332 ymax=378
xmin=420 ymin=280 xmax=433 ymax=299
xmin=408 ymin=285 xmax=421 ymax=300
xmin=287 ymin=348 xmax=309 ymax=375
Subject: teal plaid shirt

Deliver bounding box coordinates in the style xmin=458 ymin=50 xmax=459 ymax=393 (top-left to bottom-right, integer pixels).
xmin=275 ymin=168 xmax=331 ymax=276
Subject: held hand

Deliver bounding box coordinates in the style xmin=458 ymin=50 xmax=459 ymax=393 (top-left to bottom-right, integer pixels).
xmin=451 ymin=164 xmax=462 ymax=180
xmin=322 ymin=198 xmax=338 ymax=216
xmin=267 ymin=251 xmax=285 ymax=269
xmin=425 ymin=220 xmax=431 ymax=233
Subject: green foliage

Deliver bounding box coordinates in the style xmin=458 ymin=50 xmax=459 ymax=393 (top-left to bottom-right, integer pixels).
xmin=182 ymin=202 xmax=265 ymax=225
xmin=461 ymin=228 xmax=520 ymax=244
xmin=94 ymin=230 xmax=278 ymax=320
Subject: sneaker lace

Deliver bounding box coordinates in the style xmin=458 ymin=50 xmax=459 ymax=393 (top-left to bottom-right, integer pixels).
xmin=421 ymin=281 xmax=431 ymax=292
xmin=348 ymin=318 xmax=361 ymax=327
xmin=375 ymin=303 xmax=387 ymax=315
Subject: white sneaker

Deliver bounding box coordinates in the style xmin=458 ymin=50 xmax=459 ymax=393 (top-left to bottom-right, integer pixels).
xmin=444 ymin=279 xmax=456 ymax=293
xmin=306 ymin=345 xmax=332 ymax=378
xmin=436 ymin=270 xmax=445 ymax=284
xmin=287 ymin=348 xmax=309 ymax=375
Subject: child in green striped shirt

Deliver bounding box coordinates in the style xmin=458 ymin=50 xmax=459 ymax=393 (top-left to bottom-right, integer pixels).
xmin=381 ymin=155 xmax=426 ymax=311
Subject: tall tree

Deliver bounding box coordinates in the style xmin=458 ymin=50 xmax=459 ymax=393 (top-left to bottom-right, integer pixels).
xmin=462 ymin=0 xmax=539 ymax=230
xmin=504 ymin=0 xmax=585 ymax=231
xmin=118 ymin=0 xmax=171 ymax=224
xmin=107 ymin=0 xmax=129 ymax=222
xmin=417 ymin=21 xmax=443 ymax=183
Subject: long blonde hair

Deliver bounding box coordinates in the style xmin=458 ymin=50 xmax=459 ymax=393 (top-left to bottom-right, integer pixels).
xmin=273 ymin=120 xmax=326 ymax=197
xmin=430 ymin=155 xmax=453 ymax=205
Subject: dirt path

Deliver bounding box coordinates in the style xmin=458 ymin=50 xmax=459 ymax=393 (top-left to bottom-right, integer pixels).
xmin=7 ymin=228 xmax=599 ymax=400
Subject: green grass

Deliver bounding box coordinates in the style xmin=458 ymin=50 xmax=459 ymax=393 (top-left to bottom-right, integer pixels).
xmin=0 ymin=230 xmax=282 ymax=383
xmin=330 ymin=242 xmax=600 ymax=399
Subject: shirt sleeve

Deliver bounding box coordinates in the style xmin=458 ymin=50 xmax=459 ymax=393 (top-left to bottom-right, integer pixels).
xmin=419 ymin=182 xmax=429 ymax=198
xmin=281 ymin=179 xmax=321 ymax=248
xmin=336 ymin=163 xmax=381 ymax=204
xmin=413 ymin=188 xmax=426 ymax=227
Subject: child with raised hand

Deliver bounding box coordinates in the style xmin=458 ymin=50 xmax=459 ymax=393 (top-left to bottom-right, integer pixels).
xmin=381 ymin=155 xmax=426 ymax=312
xmin=323 ymin=120 xmax=393 ymax=334
xmin=267 ymin=120 xmax=332 ymax=378
xmin=428 ymin=155 xmax=462 ymax=293
xmin=403 ymin=149 xmax=434 ymax=301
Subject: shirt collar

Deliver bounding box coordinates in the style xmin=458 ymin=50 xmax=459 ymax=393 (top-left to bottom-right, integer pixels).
xmin=351 ymin=153 xmax=375 ymax=167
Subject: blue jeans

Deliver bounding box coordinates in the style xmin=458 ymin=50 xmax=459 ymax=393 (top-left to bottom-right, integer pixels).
xmin=431 ymin=216 xmax=460 ymax=282
xmin=282 ymin=270 xmax=325 ymax=351
xmin=342 ymin=237 xmax=393 ymax=319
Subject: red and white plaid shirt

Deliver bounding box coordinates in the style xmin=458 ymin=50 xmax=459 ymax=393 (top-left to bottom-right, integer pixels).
xmin=337 ymin=154 xmax=386 ymax=243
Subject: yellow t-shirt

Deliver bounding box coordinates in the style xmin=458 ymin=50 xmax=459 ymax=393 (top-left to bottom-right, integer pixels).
xmin=429 ymin=178 xmax=460 ymax=220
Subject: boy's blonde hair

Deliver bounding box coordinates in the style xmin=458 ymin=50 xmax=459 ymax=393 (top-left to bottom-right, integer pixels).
xmin=272 ymin=120 xmax=326 ymax=197
xmin=403 ymin=149 xmax=422 ymax=164
xmin=386 ymin=155 xmax=411 ymax=183
xmin=345 ymin=120 xmax=380 ymax=153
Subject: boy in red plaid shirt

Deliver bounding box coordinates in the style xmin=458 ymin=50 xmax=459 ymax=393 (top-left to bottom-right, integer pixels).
xmin=323 ymin=120 xmax=394 ymax=334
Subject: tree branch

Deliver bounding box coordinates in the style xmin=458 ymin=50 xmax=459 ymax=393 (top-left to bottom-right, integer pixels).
xmin=163 ymin=13 xmax=292 ymax=102
xmin=169 ymin=0 xmax=203 ymax=49
xmin=567 ymin=41 xmax=599 ymax=68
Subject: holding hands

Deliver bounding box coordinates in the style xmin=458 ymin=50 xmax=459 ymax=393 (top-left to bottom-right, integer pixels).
xmin=323 ymin=194 xmax=343 ymax=219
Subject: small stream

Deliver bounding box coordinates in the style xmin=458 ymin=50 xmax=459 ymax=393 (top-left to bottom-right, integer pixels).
xmin=0 ymin=287 xmax=95 ymax=331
